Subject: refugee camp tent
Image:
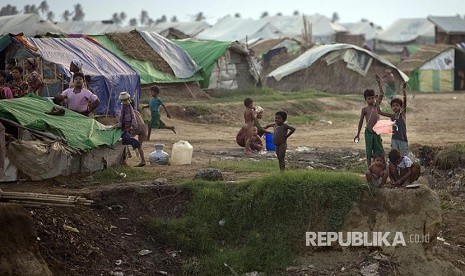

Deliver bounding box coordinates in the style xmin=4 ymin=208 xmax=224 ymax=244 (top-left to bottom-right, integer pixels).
xmin=196 ymin=15 xmax=282 ymax=42
xmin=0 ymin=14 xmax=64 ymax=36
xmin=0 ymin=95 xmax=124 ymax=181
xmin=427 ymin=16 xmax=465 ymax=44
xmin=266 ymin=43 xmax=408 ymax=94
xmin=173 ymin=39 xmax=261 ymax=90
xmin=375 ymin=18 xmax=435 ymax=53
xmin=262 ymin=15 xmax=347 ymax=43
xmin=397 ymin=44 xmax=465 ymax=92
xmin=56 ymin=20 xmax=131 ymax=35
xmin=92 ymin=31 xmax=202 ymax=86
xmin=0 ymin=34 xmax=140 ymax=116
xmin=340 ymin=22 xmax=380 ymax=49
xmin=139 ymin=21 xmax=210 ymax=37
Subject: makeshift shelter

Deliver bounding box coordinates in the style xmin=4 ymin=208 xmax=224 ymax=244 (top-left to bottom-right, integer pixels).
xmin=0 ymin=34 xmax=140 ymax=115
xmin=0 ymin=14 xmax=64 ymax=37
xmin=340 ymin=22 xmax=380 ymax=49
xmin=428 ymin=16 xmax=465 ymax=44
xmin=266 ymin=43 xmax=408 ymax=94
xmin=375 ymin=18 xmax=435 ymax=53
xmin=92 ymin=31 xmax=202 ymax=86
xmin=196 ymin=15 xmax=282 ymax=42
xmin=56 ymin=20 xmax=131 ymax=35
xmin=397 ymin=44 xmax=465 ymax=92
xmin=0 ymin=95 xmax=124 ymax=182
xmin=139 ymin=21 xmax=210 ymax=37
xmin=173 ymin=39 xmax=261 ymax=90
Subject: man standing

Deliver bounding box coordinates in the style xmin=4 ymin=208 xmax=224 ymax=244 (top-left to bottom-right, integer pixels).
xmin=55 ymin=72 xmax=99 ymax=116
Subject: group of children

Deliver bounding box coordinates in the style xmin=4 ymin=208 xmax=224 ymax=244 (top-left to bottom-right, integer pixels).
xmin=356 ymin=73 xmax=420 ymax=188
xmin=243 ymin=69 xmax=420 ymax=188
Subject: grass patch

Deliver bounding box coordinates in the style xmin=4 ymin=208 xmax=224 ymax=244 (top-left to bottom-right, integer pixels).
xmin=91 ymin=166 xmax=156 ymax=184
xmin=291 ymin=114 xmax=318 ymax=124
xmin=211 ymin=159 xmax=278 ymax=173
xmin=147 ymin=170 xmax=365 ymax=275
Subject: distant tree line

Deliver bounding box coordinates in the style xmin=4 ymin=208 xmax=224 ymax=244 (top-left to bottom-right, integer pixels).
xmin=0 ymin=2 xmax=352 ymax=27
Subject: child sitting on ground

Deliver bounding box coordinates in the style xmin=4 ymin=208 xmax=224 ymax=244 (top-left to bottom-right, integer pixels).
xmin=366 ymin=152 xmax=388 ymax=187
xmin=250 ymin=126 xmax=264 ymax=152
xmin=265 ymin=111 xmax=296 ymax=171
xmin=388 ymin=149 xmax=420 ymax=187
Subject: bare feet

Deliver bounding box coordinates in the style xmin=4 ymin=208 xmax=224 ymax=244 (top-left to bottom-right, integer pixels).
xmin=135 ymin=162 xmax=146 ymax=167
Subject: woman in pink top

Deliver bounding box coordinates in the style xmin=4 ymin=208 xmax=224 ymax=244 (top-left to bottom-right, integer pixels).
xmin=0 ymin=70 xmax=13 ymax=99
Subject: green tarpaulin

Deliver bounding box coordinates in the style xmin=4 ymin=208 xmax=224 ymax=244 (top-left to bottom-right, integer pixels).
xmin=92 ymin=35 xmax=203 ymax=85
xmin=173 ymin=40 xmax=232 ymax=88
xmin=0 ymin=95 xmax=122 ymax=150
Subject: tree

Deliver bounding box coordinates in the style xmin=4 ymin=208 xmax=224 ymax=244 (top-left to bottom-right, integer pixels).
xmin=234 ymin=13 xmax=241 ymax=18
xmin=112 ymin=13 xmax=122 ymax=24
xmin=0 ymin=4 xmax=19 ymax=16
xmin=276 ymin=12 xmax=282 ymax=16
xmin=195 ymin=12 xmax=205 ymax=21
xmin=293 ymin=10 xmax=299 ymax=16
xmin=140 ymin=10 xmax=150 ymax=25
xmin=129 ymin=18 xmax=138 ymax=27
xmin=24 ymin=5 xmax=39 ymax=14
xmin=46 ymin=11 xmax=54 ymax=21
xmin=72 ymin=4 xmax=84 ymax=21
xmin=62 ymin=10 xmax=70 ymax=21
xmin=171 ymin=16 xmax=178 ymax=22
xmin=260 ymin=11 xmax=269 ymax=18
xmin=39 ymin=1 xmax=49 ymax=17
xmin=331 ymin=12 xmax=339 ymax=23
xmin=119 ymin=12 xmax=126 ymax=21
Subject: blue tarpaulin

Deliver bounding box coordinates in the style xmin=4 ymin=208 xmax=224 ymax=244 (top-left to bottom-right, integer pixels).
xmin=20 ymin=37 xmax=141 ymax=116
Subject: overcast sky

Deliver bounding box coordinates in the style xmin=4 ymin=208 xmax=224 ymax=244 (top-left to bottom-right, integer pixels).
xmin=5 ymin=0 xmax=465 ymax=29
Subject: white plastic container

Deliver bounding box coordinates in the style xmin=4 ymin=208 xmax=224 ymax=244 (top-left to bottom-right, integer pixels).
xmin=170 ymin=141 xmax=193 ymax=165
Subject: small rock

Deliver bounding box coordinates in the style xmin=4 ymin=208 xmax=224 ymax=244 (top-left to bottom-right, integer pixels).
xmin=138 ymin=249 xmax=153 ymax=256
xmin=152 ymin=178 xmax=167 ymax=186
xmin=194 ymin=168 xmax=224 ymax=181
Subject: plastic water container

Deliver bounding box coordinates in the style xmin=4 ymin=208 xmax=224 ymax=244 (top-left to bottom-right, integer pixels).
xmin=170 ymin=141 xmax=193 ymax=165
xmin=265 ymin=133 xmax=275 ymax=151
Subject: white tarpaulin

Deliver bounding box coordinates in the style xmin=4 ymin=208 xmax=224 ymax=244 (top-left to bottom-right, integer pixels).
xmin=0 ymin=14 xmax=64 ymax=36
xmin=420 ymin=49 xmax=455 ymax=70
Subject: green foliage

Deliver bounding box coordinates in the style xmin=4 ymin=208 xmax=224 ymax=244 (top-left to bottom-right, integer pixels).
xmin=147 ymin=171 xmax=364 ymax=275
xmin=211 ymin=159 xmax=278 ymax=173
xmin=92 ymin=166 xmax=155 ymax=183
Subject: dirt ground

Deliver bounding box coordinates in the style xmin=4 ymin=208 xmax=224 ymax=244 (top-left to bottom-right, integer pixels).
xmin=1 ymin=92 xmax=465 ymax=275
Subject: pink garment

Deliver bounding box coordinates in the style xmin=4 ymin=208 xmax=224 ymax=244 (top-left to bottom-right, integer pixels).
xmin=0 ymin=87 xmax=13 ymax=99
xmin=61 ymin=88 xmax=98 ymax=113
xmin=373 ymin=119 xmax=395 ymax=135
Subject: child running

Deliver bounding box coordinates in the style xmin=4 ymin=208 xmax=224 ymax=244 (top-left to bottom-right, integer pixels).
xmin=143 ymin=86 xmax=176 ymax=140
xmin=377 ymin=80 xmax=409 ymax=157
xmin=265 ymin=111 xmax=296 ymax=171
xmin=354 ymin=86 xmax=384 ymax=168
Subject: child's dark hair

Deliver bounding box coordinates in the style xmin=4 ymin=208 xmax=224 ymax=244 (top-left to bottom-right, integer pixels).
xmin=388 ymin=149 xmax=402 ymax=163
xmin=390 ymin=98 xmax=403 ymax=106
xmin=363 ymin=89 xmax=375 ymax=99
xmin=244 ymin=97 xmax=253 ymax=107
xmin=12 ymin=66 xmax=23 ymax=74
xmin=275 ymin=111 xmax=287 ymax=121
xmin=150 ymin=86 xmax=160 ymax=94
xmin=73 ymin=72 xmax=84 ymax=80
xmin=6 ymin=57 xmax=17 ymax=66
xmin=373 ymin=151 xmax=385 ymax=160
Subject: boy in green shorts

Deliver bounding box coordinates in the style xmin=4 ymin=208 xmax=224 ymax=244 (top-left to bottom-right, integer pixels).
xmin=142 ymin=86 xmax=176 ymax=140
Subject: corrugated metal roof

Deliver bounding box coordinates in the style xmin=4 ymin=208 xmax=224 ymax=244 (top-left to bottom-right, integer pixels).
xmin=428 ymin=16 xmax=465 ymax=34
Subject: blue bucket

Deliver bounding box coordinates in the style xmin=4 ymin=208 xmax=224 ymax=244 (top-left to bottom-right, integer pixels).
xmin=265 ymin=133 xmax=275 ymax=151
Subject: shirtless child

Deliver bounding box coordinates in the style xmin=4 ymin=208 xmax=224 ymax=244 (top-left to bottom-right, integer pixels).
xmin=354 ymin=88 xmax=384 ymax=167
xmin=243 ymin=97 xmax=256 ymax=154
xmin=366 ymin=152 xmax=388 ymax=187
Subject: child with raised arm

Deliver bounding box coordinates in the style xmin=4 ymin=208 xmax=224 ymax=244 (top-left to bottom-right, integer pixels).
xmin=366 ymin=152 xmax=388 ymax=187
xmin=265 ymin=111 xmax=296 ymax=171
xmin=377 ymin=78 xmax=409 ymax=157
xmin=354 ymin=88 xmax=384 ymax=168
xmin=243 ymin=97 xmax=256 ymax=155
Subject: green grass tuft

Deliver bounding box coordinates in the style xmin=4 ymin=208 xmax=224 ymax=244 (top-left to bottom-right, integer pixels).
xmin=92 ymin=166 xmax=156 ymax=184
xmin=147 ymin=171 xmax=365 ymax=275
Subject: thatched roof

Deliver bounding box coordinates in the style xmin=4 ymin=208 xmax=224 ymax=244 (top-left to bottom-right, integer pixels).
xmin=106 ymin=31 xmax=173 ymax=75
xmin=397 ymin=44 xmax=455 ymax=73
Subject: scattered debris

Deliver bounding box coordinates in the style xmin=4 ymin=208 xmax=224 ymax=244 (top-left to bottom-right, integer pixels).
xmin=194 ymin=168 xmax=224 ymax=181
xmin=138 ymin=249 xmax=153 ymax=256
xmin=63 ymin=224 xmax=79 ymax=233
